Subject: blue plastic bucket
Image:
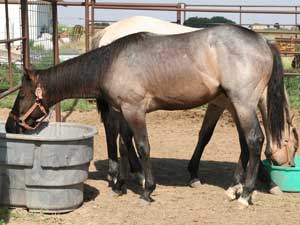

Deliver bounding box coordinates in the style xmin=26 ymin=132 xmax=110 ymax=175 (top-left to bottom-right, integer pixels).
xmin=263 ymin=156 xmax=300 ymax=192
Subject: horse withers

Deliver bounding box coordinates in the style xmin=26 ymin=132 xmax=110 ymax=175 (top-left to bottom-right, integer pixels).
xmin=5 ymin=25 xmax=286 ymax=206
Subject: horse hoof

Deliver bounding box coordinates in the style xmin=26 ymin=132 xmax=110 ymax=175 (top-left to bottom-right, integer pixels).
xmin=112 ymin=188 xmax=123 ymax=196
xmin=225 ymin=187 xmax=238 ymax=201
xmin=141 ymin=192 xmax=154 ymax=203
xmin=270 ymin=186 xmax=283 ymax=195
xmin=237 ymin=196 xmax=249 ymax=207
xmin=189 ymin=179 xmax=202 ymax=188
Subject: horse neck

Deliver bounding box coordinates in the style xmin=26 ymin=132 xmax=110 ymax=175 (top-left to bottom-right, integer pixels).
xmin=38 ymin=51 xmax=104 ymax=107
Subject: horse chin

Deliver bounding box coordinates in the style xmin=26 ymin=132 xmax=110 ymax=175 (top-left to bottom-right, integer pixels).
xmin=5 ymin=118 xmax=23 ymax=134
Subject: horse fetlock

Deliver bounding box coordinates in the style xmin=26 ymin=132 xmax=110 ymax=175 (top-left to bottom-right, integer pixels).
xmin=225 ymin=184 xmax=243 ymax=201
xmin=131 ymin=172 xmax=145 ymax=187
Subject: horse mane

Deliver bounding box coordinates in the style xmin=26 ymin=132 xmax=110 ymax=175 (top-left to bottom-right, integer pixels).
xmin=35 ymin=32 xmax=150 ymax=100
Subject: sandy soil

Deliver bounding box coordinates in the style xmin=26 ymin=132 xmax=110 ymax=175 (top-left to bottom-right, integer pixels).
xmin=1 ymin=108 xmax=300 ymax=225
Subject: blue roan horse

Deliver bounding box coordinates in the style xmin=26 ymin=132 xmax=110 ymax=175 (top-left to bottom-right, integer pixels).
xmin=6 ymin=25 xmax=286 ymax=206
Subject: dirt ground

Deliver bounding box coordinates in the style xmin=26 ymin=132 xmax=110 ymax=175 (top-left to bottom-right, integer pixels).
xmin=1 ymin=108 xmax=300 ymax=225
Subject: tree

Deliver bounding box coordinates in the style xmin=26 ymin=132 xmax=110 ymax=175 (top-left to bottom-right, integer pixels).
xmin=94 ymin=22 xmax=110 ymax=27
xmin=184 ymin=16 xmax=235 ymax=28
xmin=209 ymin=16 xmax=235 ymax=25
xmin=274 ymin=23 xmax=280 ymax=30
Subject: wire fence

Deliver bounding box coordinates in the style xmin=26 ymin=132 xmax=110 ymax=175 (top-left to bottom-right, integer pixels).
xmin=28 ymin=0 xmax=53 ymax=69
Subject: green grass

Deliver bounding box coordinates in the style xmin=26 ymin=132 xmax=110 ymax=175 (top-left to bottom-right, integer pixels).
xmin=0 ymin=65 xmax=22 ymax=90
xmin=0 ymin=208 xmax=10 ymax=224
xmin=285 ymin=76 xmax=300 ymax=108
xmin=281 ymin=56 xmax=300 ymax=108
xmin=0 ymin=92 xmax=95 ymax=112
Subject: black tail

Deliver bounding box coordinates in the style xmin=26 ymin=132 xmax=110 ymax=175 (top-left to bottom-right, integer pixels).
xmin=267 ymin=42 xmax=287 ymax=147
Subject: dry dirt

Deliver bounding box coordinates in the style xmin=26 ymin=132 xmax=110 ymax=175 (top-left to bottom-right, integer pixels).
xmin=1 ymin=108 xmax=300 ymax=225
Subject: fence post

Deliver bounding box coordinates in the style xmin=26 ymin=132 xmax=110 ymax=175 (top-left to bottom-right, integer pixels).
xmin=52 ymin=0 xmax=61 ymax=122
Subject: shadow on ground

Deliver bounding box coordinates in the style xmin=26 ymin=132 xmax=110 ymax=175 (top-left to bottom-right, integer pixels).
xmin=83 ymin=183 xmax=100 ymax=203
xmin=91 ymin=158 xmax=236 ymax=191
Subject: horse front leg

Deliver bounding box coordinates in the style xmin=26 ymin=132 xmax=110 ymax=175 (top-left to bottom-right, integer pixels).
xmin=188 ymin=103 xmax=224 ymax=187
xmin=122 ymin=105 xmax=155 ymax=202
xmin=96 ymin=99 xmax=119 ymax=187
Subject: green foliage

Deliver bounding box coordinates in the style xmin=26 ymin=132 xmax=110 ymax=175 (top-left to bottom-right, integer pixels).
xmin=209 ymin=16 xmax=235 ymax=25
xmin=60 ymin=99 xmax=95 ymax=112
xmin=0 ymin=64 xmax=22 ymax=90
xmin=0 ymin=207 xmax=10 ymax=224
xmin=285 ymin=76 xmax=300 ymax=108
xmin=58 ymin=24 xmax=73 ymax=34
xmin=29 ymin=39 xmax=46 ymax=52
xmin=32 ymin=53 xmax=54 ymax=70
xmin=0 ymin=92 xmax=95 ymax=111
xmin=184 ymin=16 xmax=235 ymax=28
xmin=95 ymin=22 xmax=110 ymax=27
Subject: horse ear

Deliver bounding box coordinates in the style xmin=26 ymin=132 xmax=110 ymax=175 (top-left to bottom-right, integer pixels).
xmin=23 ymin=67 xmax=37 ymax=82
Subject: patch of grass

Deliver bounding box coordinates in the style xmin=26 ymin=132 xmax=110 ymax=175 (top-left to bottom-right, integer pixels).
xmin=0 ymin=93 xmax=95 ymax=112
xmin=0 ymin=64 xmax=22 ymax=90
xmin=0 ymin=207 xmax=10 ymax=224
xmin=60 ymin=99 xmax=95 ymax=112
xmin=0 ymin=92 xmax=17 ymax=109
xmin=285 ymin=76 xmax=300 ymax=108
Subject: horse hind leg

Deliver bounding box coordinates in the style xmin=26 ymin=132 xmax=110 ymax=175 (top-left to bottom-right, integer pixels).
xmin=114 ymin=117 xmax=144 ymax=195
xmin=188 ymin=103 xmax=224 ymax=188
xmin=119 ymin=117 xmax=144 ymax=186
xmin=231 ymin=104 xmax=264 ymax=206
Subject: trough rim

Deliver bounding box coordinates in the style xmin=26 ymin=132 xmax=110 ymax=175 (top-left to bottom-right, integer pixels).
xmin=0 ymin=121 xmax=98 ymax=142
xmin=262 ymin=156 xmax=300 ymax=172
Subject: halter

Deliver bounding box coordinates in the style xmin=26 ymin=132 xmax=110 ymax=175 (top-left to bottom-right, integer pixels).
xmin=9 ymin=84 xmax=48 ymax=130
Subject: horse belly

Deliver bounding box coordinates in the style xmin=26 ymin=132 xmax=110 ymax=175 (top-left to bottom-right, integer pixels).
xmin=151 ymin=81 xmax=220 ymax=111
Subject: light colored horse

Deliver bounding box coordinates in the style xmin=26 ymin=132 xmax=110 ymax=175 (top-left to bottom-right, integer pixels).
xmin=91 ymin=16 xmax=198 ymax=48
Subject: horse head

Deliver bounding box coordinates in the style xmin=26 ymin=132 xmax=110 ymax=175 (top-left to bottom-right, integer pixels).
xmin=271 ymin=116 xmax=299 ymax=167
xmin=5 ymin=69 xmax=49 ymax=134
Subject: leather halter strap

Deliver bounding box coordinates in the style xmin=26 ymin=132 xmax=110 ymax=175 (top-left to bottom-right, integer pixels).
xmin=9 ymin=85 xmax=48 ymax=130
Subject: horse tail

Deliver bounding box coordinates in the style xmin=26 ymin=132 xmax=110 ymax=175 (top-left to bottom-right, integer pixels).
xmin=267 ymin=42 xmax=287 ymax=147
